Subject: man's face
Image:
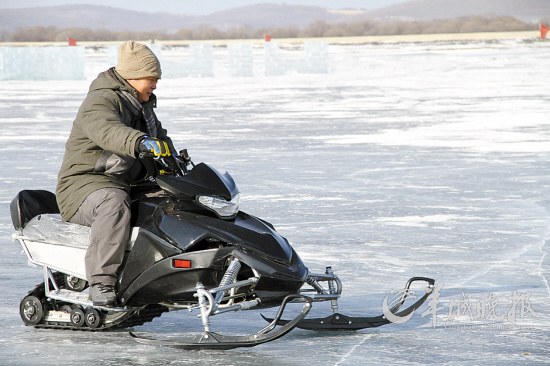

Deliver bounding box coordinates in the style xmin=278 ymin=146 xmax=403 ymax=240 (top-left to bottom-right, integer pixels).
xmin=127 ymin=77 xmax=158 ymax=103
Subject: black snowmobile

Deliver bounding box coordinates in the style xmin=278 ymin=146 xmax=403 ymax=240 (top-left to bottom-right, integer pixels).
xmin=10 ymin=150 xmax=434 ymax=349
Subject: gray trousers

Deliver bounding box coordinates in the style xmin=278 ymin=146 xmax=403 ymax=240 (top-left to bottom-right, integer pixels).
xmin=69 ymin=188 xmax=131 ymax=287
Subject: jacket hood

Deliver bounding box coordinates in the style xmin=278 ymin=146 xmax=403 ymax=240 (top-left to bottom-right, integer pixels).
xmin=89 ymin=68 xmax=131 ymax=92
xmin=89 ymin=68 xmax=157 ymax=107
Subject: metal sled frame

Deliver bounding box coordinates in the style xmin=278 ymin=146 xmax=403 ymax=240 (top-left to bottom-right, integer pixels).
xmin=42 ymin=266 xmax=133 ymax=313
xmin=131 ymin=257 xmax=314 ymax=349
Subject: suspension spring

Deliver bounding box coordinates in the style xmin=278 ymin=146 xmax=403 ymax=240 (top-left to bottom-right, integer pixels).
xmin=214 ymin=258 xmax=241 ymax=303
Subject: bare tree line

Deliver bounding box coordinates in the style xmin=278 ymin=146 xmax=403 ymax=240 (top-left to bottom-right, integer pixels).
xmin=1 ymin=16 xmax=542 ymax=42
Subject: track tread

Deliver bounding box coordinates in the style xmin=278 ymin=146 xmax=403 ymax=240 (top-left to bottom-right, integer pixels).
xmin=23 ymin=272 xmax=168 ymax=331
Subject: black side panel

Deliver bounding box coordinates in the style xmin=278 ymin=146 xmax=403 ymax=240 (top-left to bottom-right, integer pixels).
xmin=158 ymin=215 xmax=213 ymax=251
xmin=118 ymin=229 xmax=182 ymax=295
xmin=10 ymin=190 xmax=59 ymax=229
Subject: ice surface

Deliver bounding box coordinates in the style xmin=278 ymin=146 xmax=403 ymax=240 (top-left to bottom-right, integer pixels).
xmin=0 ymin=46 xmax=85 ymax=81
xmin=1 ymin=38 xmax=550 ymax=365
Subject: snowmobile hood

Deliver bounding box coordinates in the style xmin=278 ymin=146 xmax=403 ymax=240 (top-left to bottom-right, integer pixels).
xmin=156 ymin=163 xmax=239 ymax=201
xmin=158 ymin=210 xmax=295 ymax=268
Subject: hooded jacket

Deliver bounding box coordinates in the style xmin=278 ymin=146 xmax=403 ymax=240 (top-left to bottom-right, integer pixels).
xmin=56 ymin=68 xmax=169 ymax=220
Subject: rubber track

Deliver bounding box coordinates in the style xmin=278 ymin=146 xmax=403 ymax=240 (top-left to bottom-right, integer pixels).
xmin=24 ymin=272 xmax=169 ymax=331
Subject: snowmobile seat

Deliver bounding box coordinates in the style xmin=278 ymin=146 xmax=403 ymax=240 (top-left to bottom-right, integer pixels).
xmin=10 ymin=190 xmax=60 ymax=230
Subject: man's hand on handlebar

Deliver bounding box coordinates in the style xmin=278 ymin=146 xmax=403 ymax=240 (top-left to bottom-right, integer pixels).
xmin=137 ymin=136 xmax=171 ymax=158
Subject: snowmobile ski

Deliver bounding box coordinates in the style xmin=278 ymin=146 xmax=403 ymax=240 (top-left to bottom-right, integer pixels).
xmin=262 ymin=277 xmax=435 ymax=331
xmin=129 ymin=295 xmax=313 ymax=350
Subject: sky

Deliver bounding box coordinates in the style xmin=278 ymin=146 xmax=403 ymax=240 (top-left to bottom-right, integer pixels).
xmin=0 ymin=0 xmax=409 ymax=14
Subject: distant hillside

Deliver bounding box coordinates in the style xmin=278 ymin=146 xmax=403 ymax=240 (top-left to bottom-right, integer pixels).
xmin=0 ymin=0 xmax=548 ymax=33
xmin=0 ymin=1 xmax=547 ymax=42
xmin=0 ymin=4 xmax=361 ymax=32
xmin=193 ymin=4 xmax=353 ymax=29
xmin=0 ymin=5 xmax=191 ymax=32
xmin=369 ymin=0 xmax=550 ymax=22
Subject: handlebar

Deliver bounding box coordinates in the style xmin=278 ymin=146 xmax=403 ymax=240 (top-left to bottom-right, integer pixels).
xmin=156 ymin=149 xmax=195 ymax=177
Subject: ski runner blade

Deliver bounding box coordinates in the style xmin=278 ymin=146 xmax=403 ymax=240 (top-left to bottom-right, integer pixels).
xmin=262 ymin=277 xmax=435 ymax=331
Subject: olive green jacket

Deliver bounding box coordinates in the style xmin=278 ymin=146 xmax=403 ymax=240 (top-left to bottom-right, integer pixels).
xmin=56 ymin=68 xmax=169 ymax=220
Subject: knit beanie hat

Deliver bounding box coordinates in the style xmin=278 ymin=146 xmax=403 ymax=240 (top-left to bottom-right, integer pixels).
xmin=115 ymin=41 xmax=162 ymax=79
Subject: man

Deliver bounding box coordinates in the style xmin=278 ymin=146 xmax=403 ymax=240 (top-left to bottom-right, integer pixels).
xmin=56 ymin=41 xmax=173 ymax=306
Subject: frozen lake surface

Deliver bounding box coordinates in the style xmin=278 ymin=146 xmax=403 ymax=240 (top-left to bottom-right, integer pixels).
xmin=1 ymin=39 xmax=550 ymax=365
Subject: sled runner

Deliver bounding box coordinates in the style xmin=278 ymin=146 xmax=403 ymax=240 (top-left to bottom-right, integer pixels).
xmin=262 ymin=276 xmax=435 ymax=331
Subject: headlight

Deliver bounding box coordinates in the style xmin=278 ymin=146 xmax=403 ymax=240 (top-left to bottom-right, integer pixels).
xmin=197 ymin=194 xmax=240 ymax=219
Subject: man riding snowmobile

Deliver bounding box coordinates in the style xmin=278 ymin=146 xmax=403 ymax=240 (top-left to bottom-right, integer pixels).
xmin=56 ymin=40 xmax=173 ymax=307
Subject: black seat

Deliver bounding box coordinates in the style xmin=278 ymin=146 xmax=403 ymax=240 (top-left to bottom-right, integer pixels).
xmin=10 ymin=190 xmax=60 ymax=229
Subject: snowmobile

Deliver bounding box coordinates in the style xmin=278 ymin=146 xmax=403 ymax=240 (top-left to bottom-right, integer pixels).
xmin=10 ymin=150 xmax=434 ymax=349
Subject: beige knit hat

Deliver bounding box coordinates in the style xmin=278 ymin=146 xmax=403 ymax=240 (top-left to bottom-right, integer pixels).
xmin=115 ymin=41 xmax=162 ymax=80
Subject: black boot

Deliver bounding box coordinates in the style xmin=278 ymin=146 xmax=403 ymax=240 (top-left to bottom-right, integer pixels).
xmin=89 ymin=284 xmax=117 ymax=306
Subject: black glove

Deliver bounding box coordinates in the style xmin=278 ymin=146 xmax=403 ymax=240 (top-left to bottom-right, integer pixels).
xmin=137 ymin=136 xmax=171 ymax=158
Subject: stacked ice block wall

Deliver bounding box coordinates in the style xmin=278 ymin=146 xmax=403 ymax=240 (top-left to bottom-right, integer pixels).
xmin=1 ymin=41 xmax=329 ymax=80
xmin=228 ymin=44 xmax=254 ymax=77
xmin=0 ymin=46 xmax=85 ymax=80
xmin=264 ymin=41 xmax=329 ymax=76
